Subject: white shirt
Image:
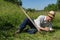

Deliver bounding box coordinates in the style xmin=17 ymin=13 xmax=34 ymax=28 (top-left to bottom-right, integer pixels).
xmin=34 ymin=15 xmax=53 ymax=30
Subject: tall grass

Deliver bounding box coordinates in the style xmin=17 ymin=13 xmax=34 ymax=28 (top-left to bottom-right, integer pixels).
xmin=0 ymin=0 xmax=25 ymax=40
xmin=0 ymin=0 xmax=60 ymax=40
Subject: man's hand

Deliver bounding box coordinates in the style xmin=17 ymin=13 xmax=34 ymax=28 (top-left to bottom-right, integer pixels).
xmin=44 ymin=27 xmax=50 ymax=31
xmin=37 ymin=27 xmax=41 ymax=32
xmin=37 ymin=27 xmax=50 ymax=32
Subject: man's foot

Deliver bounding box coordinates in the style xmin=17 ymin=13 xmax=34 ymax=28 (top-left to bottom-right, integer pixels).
xmin=13 ymin=29 xmax=21 ymax=36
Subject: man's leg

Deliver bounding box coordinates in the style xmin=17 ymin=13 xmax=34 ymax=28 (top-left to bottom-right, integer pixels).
xmin=25 ymin=19 xmax=37 ymax=34
xmin=15 ymin=18 xmax=37 ymax=34
xmin=15 ymin=18 xmax=29 ymax=34
xmin=26 ymin=29 xmax=37 ymax=34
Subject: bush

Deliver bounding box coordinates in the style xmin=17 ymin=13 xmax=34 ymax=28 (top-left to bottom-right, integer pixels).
xmin=4 ymin=0 xmax=22 ymax=6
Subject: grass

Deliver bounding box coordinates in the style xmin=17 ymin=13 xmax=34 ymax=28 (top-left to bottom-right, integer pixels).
xmin=14 ymin=12 xmax=60 ymax=40
xmin=0 ymin=0 xmax=60 ymax=40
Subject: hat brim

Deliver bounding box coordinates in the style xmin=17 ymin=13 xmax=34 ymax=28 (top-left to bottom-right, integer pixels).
xmin=48 ymin=14 xmax=53 ymax=18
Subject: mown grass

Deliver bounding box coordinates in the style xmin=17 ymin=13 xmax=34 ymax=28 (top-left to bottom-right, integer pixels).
xmin=0 ymin=0 xmax=60 ymax=40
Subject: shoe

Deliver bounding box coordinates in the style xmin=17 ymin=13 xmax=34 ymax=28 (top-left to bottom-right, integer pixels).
xmin=13 ymin=29 xmax=21 ymax=36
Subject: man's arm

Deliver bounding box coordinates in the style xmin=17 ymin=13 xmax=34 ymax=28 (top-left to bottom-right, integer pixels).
xmin=34 ymin=15 xmax=46 ymax=31
xmin=37 ymin=26 xmax=49 ymax=32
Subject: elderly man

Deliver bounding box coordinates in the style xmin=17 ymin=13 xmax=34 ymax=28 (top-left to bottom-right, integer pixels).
xmin=15 ymin=11 xmax=56 ymax=34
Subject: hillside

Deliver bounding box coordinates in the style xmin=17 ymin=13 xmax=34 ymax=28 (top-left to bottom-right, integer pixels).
xmin=0 ymin=0 xmax=60 ymax=40
xmin=0 ymin=0 xmax=25 ymax=40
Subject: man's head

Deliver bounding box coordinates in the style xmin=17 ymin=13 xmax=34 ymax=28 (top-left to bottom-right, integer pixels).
xmin=46 ymin=11 xmax=56 ymax=22
xmin=48 ymin=11 xmax=55 ymax=18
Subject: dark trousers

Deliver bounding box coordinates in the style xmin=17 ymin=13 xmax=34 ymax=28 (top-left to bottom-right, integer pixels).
xmin=19 ymin=18 xmax=37 ymax=34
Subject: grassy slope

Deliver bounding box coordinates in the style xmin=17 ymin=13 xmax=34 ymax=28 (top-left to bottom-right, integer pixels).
xmin=0 ymin=0 xmax=25 ymax=40
xmin=14 ymin=12 xmax=60 ymax=40
xmin=0 ymin=0 xmax=60 ymax=40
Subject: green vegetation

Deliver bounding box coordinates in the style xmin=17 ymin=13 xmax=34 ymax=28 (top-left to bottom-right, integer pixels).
xmin=44 ymin=4 xmax=57 ymax=11
xmin=26 ymin=0 xmax=60 ymax=11
xmin=0 ymin=0 xmax=60 ymax=40
xmin=57 ymin=0 xmax=60 ymax=10
xmin=4 ymin=0 xmax=22 ymax=6
xmin=44 ymin=0 xmax=60 ymax=11
xmin=0 ymin=0 xmax=24 ymax=40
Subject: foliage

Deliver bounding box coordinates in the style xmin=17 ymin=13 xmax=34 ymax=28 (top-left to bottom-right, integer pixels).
xmin=44 ymin=0 xmax=60 ymax=11
xmin=26 ymin=8 xmax=36 ymax=12
xmin=0 ymin=0 xmax=25 ymax=40
xmin=57 ymin=0 xmax=60 ymax=10
xmin=44 ymin=4 xmax=57 ymax=11
xmin=4 ymin=0 xmax=22 ymax=6
xmin=0 ymin=0 xmax=60 ymax=40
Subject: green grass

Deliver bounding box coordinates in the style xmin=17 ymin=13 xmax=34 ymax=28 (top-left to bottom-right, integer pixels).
xmin=0 ymin=0 xmax=60 ymax=40
xmin=14 ymin=12 xmax=60 ymax=40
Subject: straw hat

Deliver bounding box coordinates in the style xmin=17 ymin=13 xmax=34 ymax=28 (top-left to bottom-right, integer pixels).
xmin=48 ymin=11 xmax=55 ymax=18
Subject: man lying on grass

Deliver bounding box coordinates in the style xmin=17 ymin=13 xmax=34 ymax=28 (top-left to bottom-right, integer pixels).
xmin=15 ymin=11 xmax=56 ymax=34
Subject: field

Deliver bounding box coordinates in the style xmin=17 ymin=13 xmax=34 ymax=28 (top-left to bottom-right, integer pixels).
xmin=0 ymin=0 xmax=60 ymax=40
xmin=14 ymin=11 xmax=60 ymax=40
